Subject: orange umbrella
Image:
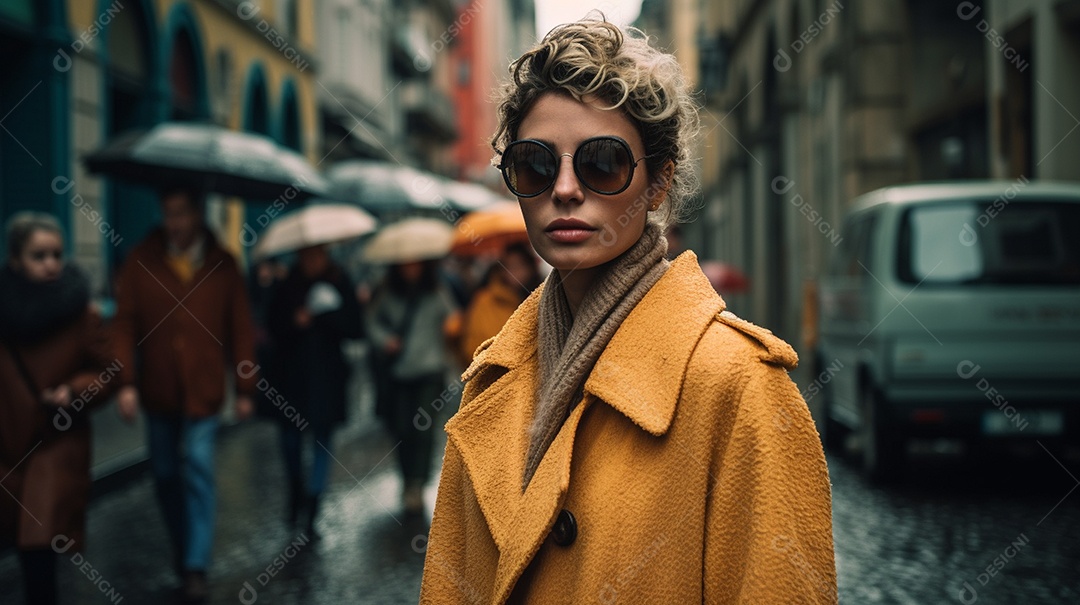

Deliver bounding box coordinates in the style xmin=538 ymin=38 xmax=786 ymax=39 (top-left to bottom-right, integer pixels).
xmin=451 ymin=201 xmax=530 ymax=256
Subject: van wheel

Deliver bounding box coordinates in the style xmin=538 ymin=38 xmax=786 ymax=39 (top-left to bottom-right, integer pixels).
xmin=861 ymin=383 xmax=904 ymax=482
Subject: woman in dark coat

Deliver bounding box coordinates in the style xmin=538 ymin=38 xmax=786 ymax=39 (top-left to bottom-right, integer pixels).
xmin=265 ymin=244 xmax=361 ymax=535
xmin=0 ymin=212 xmax=119 ymax=605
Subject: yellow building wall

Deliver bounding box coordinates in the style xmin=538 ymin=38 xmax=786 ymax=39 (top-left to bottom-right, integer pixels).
xmin=67 ymin=0 xmax=321 ymax=264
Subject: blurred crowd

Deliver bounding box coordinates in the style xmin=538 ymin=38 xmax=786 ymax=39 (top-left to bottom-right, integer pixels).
xmin=0 ymin=190 xmax=543 ymax=604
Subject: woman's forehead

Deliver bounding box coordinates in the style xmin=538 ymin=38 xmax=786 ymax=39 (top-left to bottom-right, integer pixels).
xmin=518 ymin=92 xmax=643 ymax=151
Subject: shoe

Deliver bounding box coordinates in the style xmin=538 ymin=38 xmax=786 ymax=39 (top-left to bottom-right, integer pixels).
xmin=182 ymin=570 xmax=209 ymax=603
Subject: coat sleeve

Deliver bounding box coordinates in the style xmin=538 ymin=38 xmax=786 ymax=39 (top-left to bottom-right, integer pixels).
xmin=110 ymin=255 xmax=140 ymax=389
xmin=225 ymin=258 xmax=258 ymax=396
xmin=66 ymin=309 xmax=121 ymax=411
xmin=704 ymin=360 xmax=838 ymax=604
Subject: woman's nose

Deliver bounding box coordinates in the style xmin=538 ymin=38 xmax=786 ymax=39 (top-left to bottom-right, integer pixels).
xmin=550 ymin=155 xmax=583 ymax=204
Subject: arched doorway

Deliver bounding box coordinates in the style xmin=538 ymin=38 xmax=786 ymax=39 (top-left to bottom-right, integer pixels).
xmin=243 ymin=64 xmax=272 ymax=136
xmin=278 ymin=80 xmax=302 ymax=152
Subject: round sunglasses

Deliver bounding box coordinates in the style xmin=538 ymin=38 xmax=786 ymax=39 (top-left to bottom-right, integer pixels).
xmin=499 ymin=136 xmax=652 ymax=198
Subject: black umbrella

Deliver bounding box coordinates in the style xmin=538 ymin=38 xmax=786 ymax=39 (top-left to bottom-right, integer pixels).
xmin=326 ymin=160 xmax=446 ymax=216
xmin=84 ymin=122 xmax=328 ymax=201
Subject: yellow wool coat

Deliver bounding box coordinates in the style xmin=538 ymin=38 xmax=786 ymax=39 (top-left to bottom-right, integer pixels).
xmin=420 ymin=252 xmax=837 ymax=604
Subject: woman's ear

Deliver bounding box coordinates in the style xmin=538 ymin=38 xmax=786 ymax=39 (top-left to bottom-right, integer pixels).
xmin=649 ymin=161 xmax=676 ymax=212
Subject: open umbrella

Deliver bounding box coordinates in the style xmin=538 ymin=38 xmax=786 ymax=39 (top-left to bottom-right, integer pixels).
xmin=327 ymin=161 xmax=445 ymax=215
xmin=362 ymin=218 xmax=454 ymax=264
xmin=450 ymin=201 xmax=529 ymax=256
xmin=84 ymin=122 xmax=328 ymax=200
xmin=441 ymin=179 xmax=505 ymax=213
xmin=252 ymin=203 xmax=377 ymax=260
xmin=700 ymin=261 xmax=750 ymax=294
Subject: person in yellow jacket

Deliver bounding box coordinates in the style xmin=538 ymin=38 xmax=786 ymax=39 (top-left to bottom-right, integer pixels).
xmin=420 ymin=14 xmax=837 ymax=604
xmin=456 ymin=242 xmax=540 ymax=365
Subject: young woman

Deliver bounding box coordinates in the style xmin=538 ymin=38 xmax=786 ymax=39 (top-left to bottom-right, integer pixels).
xmin=420 ymin=17 xmax=837 ymax=603
xmin=366 ymin=260 xmax=458 ymax=515
xmin=0 ymin=213 xmax=118 ymax=605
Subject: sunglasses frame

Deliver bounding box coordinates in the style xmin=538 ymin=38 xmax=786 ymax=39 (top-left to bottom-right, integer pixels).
xmin=499 ymin=136 xmax=651 ymax=198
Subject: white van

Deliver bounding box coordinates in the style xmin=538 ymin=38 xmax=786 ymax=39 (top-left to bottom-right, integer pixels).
xmin=814 ymin=181 xmax=1080 ymax=480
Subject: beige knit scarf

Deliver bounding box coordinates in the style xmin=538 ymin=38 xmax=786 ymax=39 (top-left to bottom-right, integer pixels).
xmin=523 ymin=223 xmax=669 ymax=489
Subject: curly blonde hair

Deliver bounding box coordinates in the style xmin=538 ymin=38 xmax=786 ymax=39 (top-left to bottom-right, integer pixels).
xmin=492 ymin=15 xmax=700 ymax=226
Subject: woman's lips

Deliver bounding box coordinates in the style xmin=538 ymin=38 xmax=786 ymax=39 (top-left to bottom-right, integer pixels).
xmin=545 ymin=219 xmax=597 ymax=244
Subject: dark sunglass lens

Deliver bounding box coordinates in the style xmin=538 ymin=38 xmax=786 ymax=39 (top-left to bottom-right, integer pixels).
xmin=576 ymin=138 xmax=632 ymax=193
xmin=505 ymin=142 xmax=555 ymax=196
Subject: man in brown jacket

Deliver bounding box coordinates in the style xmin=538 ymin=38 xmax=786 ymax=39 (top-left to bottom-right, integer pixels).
xmin=112 ymin=189 xmax=256 ymax=602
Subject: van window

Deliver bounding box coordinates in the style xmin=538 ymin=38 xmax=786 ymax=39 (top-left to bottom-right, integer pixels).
xmin=828 ymin=213 xmax=877 ymax=280
xmin=897 ymin=200 xmax=1080 ymax=285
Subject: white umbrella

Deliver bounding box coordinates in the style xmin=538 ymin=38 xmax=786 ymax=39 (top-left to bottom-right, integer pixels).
xmin=253 ymin=203 xmax=377 ymax=260
xmin=361 ymin=218 xmax=454 ymax=264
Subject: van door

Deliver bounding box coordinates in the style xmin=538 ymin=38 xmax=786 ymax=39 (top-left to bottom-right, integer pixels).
xmin=819 ymin=210 xmax=879 ymax=427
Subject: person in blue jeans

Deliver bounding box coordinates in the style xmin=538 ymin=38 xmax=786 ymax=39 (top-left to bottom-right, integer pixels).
xmin=112 ymin=189 xmax=256 ymax=603
xmin=264 ymin=244 xmax=361 ymax=535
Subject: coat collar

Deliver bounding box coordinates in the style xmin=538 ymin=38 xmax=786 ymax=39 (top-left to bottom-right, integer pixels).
xmin=447 ymin=251 xmax=725 ymax=602
xmin=462 ymin=251 xmax=725 ymax=435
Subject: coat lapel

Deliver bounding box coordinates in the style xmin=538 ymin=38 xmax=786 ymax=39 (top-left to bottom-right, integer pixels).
xmin=444 ymin=252 xmax=726 ymax=602
xmin=585 ymin=252 xmax=726 ymax=435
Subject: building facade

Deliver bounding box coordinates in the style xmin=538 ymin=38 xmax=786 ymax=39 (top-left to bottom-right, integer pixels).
xmin=1 ymin=0 xmax=320 ymax=297
xmin=449 ymin=0 xmax=535 ymax=189
xmin=640 ymin=0 xmax=1079 ymax=352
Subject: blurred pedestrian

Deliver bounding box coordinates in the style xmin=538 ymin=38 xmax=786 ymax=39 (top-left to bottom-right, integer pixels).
xmin=420 ymin=16 xmax=837 ymax=603
xmin=456 ymin=242 xmax=540 ymax=365
xmin=111 ymin=188 xmax=256 ymax=603
xmin=0 ymin=212 xmax=118 ymax=605
xmin=366 ymin=260 xmax=458 ymax=515
xmin=265 ymin=244 xmax=361 ymax=535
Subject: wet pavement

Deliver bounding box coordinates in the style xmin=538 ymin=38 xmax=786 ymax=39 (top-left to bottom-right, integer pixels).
xmin=830 ymin=442 xmax=1080 ymax=604
xmin=3 ymin=410 xmax=1078 ymax=604
xmin=0 ymin=408 xmax=443 ymax=605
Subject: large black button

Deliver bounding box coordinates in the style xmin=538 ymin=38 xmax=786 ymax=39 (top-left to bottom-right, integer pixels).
xmin=551 ymin=509 xmax=577 ymax=547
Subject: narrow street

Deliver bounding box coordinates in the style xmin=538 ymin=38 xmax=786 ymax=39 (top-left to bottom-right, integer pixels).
xmin=2 ymin=392 xmax=1077 ymax=604
xmin=0 ymin=381 xmax=444 ymax=604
